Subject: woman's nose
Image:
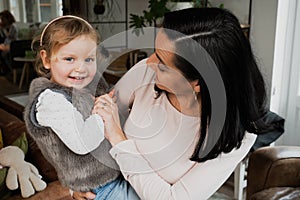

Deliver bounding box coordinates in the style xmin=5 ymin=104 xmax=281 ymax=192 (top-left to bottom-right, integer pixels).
xmin=147 ymin=53 xmax=159 ymax=70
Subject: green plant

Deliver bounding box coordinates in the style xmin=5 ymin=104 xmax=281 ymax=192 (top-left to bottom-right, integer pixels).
xmin=129 ymin=0 xmax=170 ymax=36
xmin=129 ymin=0 xmax=224 ymax=36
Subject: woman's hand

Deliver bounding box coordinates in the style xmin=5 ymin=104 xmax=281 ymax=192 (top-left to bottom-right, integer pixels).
xmin=72 ymin=191 xmax=96 ymax=200
xmin=93 ymin=90 xmax=127 ymax=146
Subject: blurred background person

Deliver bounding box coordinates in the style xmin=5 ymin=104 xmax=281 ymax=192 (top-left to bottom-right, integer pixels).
xmin=0 ymin=10 xmax=17 ymax=75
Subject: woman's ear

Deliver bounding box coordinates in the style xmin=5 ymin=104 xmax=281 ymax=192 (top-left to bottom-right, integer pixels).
xmin=40 ymin=50 xmax=50 ymax=69
xmin=192 ymin=79 xmax=201 ymax=93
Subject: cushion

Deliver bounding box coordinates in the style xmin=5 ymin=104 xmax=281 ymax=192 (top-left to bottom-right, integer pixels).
xmin=11 ymin=132 xmax=28 ymax=154
xmin=0 ymin=129 xmax=3 ymax=149
xmin=250 ymin=187 xmax=300 ymax=200
xmin=0 ymin=130 xmax=28 ymax=200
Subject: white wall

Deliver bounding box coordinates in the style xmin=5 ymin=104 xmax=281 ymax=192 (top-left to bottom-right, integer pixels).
xmin=270 ymin=1 xmax=292 ymax=115
xmin=0 ymin=0 xmax=9 ymax=11
xmin=250 ymin=0 xmax=278 ymax=104
xmin=0 ymin=1 xmax=5 ymax=10
xmin=127 ymin=0 xmax=155 ymax=52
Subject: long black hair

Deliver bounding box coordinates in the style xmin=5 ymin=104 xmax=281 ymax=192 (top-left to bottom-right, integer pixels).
xmin=161 ymin=8 xmax=267 ymax=162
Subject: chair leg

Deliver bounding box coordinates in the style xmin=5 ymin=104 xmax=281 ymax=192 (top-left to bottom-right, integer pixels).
xmin=19 ymin=63 xmax=28 ymax=89
xmin=25 ymin=63 xmax=30 ymax=87
xmin=13 ymin=69 xmax=17 ymax=84
xmin=234 ymin=159 xmax=247 ymax=200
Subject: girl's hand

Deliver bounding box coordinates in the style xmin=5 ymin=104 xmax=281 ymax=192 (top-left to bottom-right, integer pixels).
xmin=93 ymin=90 xmax=126 ymax=146
xmin=72 ymin=191 xmax=96 ymax=200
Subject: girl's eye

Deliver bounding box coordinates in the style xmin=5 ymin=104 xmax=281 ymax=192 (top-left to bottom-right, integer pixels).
xmin=64 ymin=57 xmax=74 ymax=62
xmin=85 ymin=58 xmax=95 ymax=63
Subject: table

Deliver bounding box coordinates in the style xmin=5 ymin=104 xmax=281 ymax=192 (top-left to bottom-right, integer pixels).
xmin=13 ymin=57 xmax=35 ymax=89
xmin=5 ymin=93 xmax=28 ymax=107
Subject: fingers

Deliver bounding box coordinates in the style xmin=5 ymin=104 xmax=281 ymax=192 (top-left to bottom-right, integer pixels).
xmin=95 ymin=94 xmax=115 ymax=105
xmin=95 ymin=91 xmax=117 ymax=103
xmin=94 ymin=93 xmax=118 ymax=113
xmin=108 ymin=89 xmax=115 ymax=98
xmin=93 ymin=97 xmax=119 ymax=123
xmin=84 ymin=192 xmax=96 ymax=199
xmin=72 ymin=191 xmax=96 ymax=200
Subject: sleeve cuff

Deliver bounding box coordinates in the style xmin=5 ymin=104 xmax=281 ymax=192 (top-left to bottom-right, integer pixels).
xmin=69 ymin=189 xmax=74 ymax=198
xmin=109 ymin=139 xmax=138 ymax=159
xmin=93 ymin=114 xmax=105 ymax=133
xmin=109 ymin=139 xmax=153 ymax=175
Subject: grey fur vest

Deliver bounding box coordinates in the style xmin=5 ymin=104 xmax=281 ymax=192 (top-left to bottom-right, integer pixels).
xmin=24 ymin=77 xmax=120 ymax=192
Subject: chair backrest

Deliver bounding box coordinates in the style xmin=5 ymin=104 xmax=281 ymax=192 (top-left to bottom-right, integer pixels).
xmin=10 ymin=40 xmax=32 ymax=69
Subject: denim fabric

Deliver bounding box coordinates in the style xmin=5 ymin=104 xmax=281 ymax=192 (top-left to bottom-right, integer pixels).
xmin=92 ymin=177 xmax=140 ymax=200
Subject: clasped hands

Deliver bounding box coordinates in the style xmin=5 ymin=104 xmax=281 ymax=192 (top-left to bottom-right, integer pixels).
xmin=92 ymin=90 xmax=127 ymax=147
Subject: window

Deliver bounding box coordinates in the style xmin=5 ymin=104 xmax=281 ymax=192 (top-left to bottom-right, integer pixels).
xmin=9 ymin=0 xmax=20 ymax=21
xmin=39 ymin=0 xmax=63 ymax=22
xmin=2 ymin=0 xmax=62 ymax=23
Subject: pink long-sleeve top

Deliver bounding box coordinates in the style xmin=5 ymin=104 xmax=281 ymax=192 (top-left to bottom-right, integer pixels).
xmin=110 ymin=59 xmax=256 ymax=200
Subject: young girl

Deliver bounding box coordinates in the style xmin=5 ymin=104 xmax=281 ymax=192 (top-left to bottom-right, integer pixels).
xmin=24 ymin=15 xmax=139 ymax=200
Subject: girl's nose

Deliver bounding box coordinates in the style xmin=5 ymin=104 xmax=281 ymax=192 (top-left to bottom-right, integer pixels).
xmin=75 ymin=61 xmax=85 ymax=72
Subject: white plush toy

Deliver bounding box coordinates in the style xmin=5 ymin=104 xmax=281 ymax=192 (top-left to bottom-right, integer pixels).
xmin=0 ymin=146 xmax=47 ymax=198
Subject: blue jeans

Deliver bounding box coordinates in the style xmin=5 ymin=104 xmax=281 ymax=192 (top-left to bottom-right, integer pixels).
xmin=92 ymin=176 xmax=140 ymax=200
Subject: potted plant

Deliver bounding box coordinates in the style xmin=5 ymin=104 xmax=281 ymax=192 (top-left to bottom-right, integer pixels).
xmin=129 ymin=0 xmax=170 ymax=36
xmin=129 ymin=0 xmax=222 ymax=36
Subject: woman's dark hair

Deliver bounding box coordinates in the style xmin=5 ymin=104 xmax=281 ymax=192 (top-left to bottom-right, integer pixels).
xmin=161 ymin=8 xmax=267 ymax=162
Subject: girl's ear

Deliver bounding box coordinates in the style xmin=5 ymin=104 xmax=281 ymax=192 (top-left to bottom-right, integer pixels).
xmin=40 ymin=50 xmax=50 ymax=69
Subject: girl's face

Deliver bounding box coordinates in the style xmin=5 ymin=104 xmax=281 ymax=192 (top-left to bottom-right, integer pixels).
xmin=41 ymin=35 xmax=97 ymax=89
xmin=147 ymin=30 xmax=198 ymax=96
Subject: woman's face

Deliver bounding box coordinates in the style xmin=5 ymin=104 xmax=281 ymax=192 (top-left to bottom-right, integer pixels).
xmin=41 ymin=35 xmax=97 ymax=89
xmin=147 ymin=30 xmax=196 ymax=96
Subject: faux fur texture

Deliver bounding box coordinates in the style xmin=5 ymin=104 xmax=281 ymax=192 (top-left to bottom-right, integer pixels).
xmin=24 ymin=77 xmax=120 ymax=192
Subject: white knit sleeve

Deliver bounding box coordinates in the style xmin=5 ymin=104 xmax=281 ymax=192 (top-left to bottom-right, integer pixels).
xmin=110 ymin=133 xmax=256 ymax=200
xmin=36 ymin=89 xmax=104 ymax=155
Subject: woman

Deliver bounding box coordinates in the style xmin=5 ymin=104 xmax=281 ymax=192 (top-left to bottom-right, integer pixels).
xmin=0 ymin=10 xmax=17 ymax=74
xmin=75 ymin=7 xmax=267 ymax=200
